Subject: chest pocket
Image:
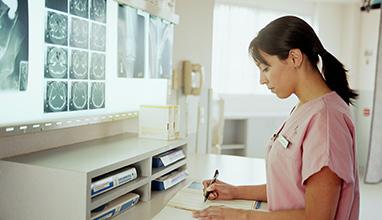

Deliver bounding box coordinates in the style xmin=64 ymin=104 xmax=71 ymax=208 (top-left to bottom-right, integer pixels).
xmin=271 ymin=126 xmax=301 ymax=159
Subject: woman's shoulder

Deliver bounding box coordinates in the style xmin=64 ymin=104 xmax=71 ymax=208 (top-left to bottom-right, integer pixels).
xmin=293 ymin=92 xmax=353 ymax=128
xmin=307 ymin=92 xmax=354 ymax=129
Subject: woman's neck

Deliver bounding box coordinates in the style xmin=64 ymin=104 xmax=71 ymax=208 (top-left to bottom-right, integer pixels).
xmin=294 ymin=66 xmax=332 ymax=105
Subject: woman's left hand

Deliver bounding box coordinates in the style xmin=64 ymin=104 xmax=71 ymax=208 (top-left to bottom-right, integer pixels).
xmin=192 ymin=206 xmax=246 ymax=220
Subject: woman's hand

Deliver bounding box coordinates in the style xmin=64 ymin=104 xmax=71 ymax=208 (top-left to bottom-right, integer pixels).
xmin=192 ymin=206 xmax=247 ymax=220
xmin=202 ymin=179 xmax=236 ymax=200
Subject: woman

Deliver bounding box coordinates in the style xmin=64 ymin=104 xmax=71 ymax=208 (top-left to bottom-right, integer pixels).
xmin=193 ymin=16 xmax=359 ymax=220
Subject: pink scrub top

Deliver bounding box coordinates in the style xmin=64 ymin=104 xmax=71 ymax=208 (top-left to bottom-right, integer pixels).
xmin=266 ymin=91 xmax=359 ymax=220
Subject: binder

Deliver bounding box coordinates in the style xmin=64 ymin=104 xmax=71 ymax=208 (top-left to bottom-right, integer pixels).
xmin=91 ymin=193 xmax=140 ymax=220
xmin=91 ymin=167 xmax=138 ymax=197
xmin=152 ymin=170 xmax=188 ymax=191
xmin=152 ymin=149 xmax=185 ymax=168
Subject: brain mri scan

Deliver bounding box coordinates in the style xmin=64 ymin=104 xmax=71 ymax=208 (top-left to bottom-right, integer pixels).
xmin=90 ymin=0 xmax=106 ymax=23
xmin=70 ymin=50 xmax=88 ymax=79
xmin=45 ymin=47 xmax=68 ymax=79
xmin=89 ymin=82 xmax=104 ymax=109
xmin=70 ymin=81 xmax=88 ymax=110
xmin=19 ymin=61 xmax=28 ymax=91
xmin=90 ymin=23 xmax=106 ymax=51
xmin=90 ymin=52 xmax=105 ymax=80
xmin=45 ymin=81 xmax=68 ymax=112
xmin=70 ymin=0 xmax=88 ymax=18
xmin=45 ymin=11 xmax=68 ymax=45
xmin=70 ymin=17 xmax=89 ymax=49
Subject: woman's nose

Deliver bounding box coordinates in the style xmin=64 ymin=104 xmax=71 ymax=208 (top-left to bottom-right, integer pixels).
xmin=259 ymin=72 xmax=268 ymax=85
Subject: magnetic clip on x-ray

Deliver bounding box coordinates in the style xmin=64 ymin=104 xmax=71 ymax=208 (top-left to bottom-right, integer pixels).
xmin=182 ymin=60 xmax=203 ymax=96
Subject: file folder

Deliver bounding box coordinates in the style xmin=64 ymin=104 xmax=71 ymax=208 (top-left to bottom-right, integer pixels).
xmin=91 ymin=167 xmax=138 ymax=197
xmin=152 ymin=149 xmax=185 ymax=168
xmin=91 ymin=193 xmax=140 ymax=220
xmin=152 ymin=170 xmax=188 ymax=191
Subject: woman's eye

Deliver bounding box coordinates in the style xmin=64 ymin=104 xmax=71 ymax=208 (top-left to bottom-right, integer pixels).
xmin=262 ymin=67 xmax=269 ymax=72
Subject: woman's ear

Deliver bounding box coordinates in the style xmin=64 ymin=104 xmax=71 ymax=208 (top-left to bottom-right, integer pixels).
xmin=288 ymin=49 xmax=303 ymax=68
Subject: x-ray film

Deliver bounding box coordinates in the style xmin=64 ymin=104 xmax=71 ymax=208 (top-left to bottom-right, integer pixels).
xmin=90 ymin=23 xmax=106 ymax=52
xmin=118 ymin=6 xmax=145 ymax=78
xmin=89 ymin=82 xmax=105 ymax=109
xmin=90 ymin=52 xmax=105 ymax=80
xmin=149 ymin=16 xmax=174 ymax=79
xmin=70 ymin=17 xmax=89 ymax=49
xmin=19 ymin=61 xmax=28 ymax=91
xmin=46 ymin=0 xmax=68 ymax=12
xmin=70 ymin=0 xmax=89 ymax=19
xmin=44 ymin=81 xmax=68 ymax=113
xmin=45 ymin=11 xmax=68 ymax=46
xmin=42 ymin=0 xmax=107 ymax=114
xmin=69 ymin=81 xmax=88 ymax=111
xmin=90 ymin=0 xmax=106 ymax=23
xmin=0 ymin=0 xmax=29 ymax=91
xmin=70 ymin=49 xmax=88 ymax=79
xmin=45 ymin=46 xmax=68 ymax=79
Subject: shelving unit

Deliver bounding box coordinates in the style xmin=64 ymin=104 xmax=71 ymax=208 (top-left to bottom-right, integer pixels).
xmin=220 ymin=118 xmax=247 ymax=156
xmin=0 ymin=134 xmax=187 ymax=220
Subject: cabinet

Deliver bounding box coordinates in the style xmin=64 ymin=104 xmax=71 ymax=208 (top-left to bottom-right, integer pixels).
xmin=0 ymin=134 xmax=187 ymax=220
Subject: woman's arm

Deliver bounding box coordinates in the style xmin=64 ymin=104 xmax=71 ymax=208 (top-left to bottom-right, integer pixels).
xmin=233 ymin=184 xmax=267 ymax=202
xmin=194 ymin=167 xmax=342 ymax=220
xmin=245 ymin=167 xmax=342 ymax=220
xmin=203 ymin=180 xmax=267 ymax=202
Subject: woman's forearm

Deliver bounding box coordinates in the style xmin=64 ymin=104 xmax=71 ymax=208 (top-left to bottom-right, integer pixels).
xmin=233 ymin=184 xmax=267 ymax=202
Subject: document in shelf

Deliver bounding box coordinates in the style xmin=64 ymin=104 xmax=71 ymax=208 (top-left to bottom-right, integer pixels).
xmin=167 ymin=181 xmax=268 ymax=212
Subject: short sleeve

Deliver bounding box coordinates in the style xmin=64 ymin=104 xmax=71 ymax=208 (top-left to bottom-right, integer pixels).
xmin=301 ymin=108 xmax=355 ymax=185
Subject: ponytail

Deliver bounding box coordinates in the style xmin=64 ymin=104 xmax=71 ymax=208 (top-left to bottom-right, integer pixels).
xmin=249 ymin=16 xmax=358 ymax=105
xmin=318 ymin=47 xmax=358 ymax=105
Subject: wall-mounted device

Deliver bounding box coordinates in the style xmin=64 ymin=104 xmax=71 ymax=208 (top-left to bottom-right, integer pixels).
xmin=182 ymin=60 xmax=203 ymax=96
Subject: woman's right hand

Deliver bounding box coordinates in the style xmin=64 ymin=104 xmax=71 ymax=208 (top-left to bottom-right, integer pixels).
xmin=202 ymin=179 xmax=236 ymax=201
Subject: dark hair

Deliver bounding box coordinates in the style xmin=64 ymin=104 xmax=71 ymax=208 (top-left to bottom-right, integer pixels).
xmin=248 ymin=16 xmax=358 ymax=105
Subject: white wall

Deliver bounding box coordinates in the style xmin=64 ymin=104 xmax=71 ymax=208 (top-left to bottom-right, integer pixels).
xmin=355 ymin=10 xmax=381 ymax=174
xmin=170 ymin=0 xmax=373 ymax=158
xmin=171 ymin=0 xmax=215 ymax=154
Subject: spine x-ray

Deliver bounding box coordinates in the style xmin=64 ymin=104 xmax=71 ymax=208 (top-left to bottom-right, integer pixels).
xmin=0 ymin=0 xmax=29 ymax=92
xmin=44 ymin=0 xmax=106 ymax=113
xmin=118 ymin=5 xmax=145 ymax=78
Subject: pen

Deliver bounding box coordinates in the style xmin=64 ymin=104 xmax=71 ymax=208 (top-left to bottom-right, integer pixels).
xmin=204 ymin=169 xmax=219 ymax=202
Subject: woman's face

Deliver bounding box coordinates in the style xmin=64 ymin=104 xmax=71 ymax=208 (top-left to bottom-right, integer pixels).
xmin=256 ymin=50 xmax=297 ymax=99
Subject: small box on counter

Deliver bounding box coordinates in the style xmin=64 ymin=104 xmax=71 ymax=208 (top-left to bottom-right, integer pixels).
xmin=139 ymin=105 xmax=179 ymax=140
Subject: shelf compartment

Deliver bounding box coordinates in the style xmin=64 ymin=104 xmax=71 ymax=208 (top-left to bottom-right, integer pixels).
xmin=151 ymin=158 xmax=187 ymax=180
xmin=90 ymin=192 xmax=140 ymax=220
xmin=90 ymin=176 xmax=148 ymax=210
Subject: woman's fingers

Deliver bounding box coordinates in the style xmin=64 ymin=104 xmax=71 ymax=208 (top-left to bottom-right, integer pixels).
xmin=192 ymin=206 xmax=226 ymax=220
xmin=208 ymin=192 xmax=218 ymax=199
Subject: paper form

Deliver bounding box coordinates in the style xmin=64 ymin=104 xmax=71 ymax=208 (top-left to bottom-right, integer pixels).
xmin=167 ymin=181 xmax=267 ymax=211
